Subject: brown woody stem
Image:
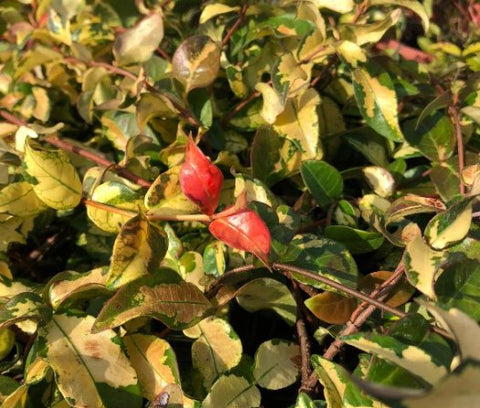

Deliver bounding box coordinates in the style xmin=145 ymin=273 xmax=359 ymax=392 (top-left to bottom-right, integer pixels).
xmin=221 ymin=1 xmax=248 ymax=48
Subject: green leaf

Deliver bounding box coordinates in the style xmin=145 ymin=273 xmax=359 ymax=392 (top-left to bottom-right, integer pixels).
xmin=172 ymin=35 xmax=221 ymax=93
xmin=404 ymin=113 xmax=455 ymax=162
xmin=253 ymin=339 xmax=300 ymax=390
xmin=282 ymin=234 xmax=358 ymax=291
xmin=123 ymin=334 xmax=181 ymax=402
xmin=301 ymin=160 xmax=343 ymax=209
xmin=184 ymin=317 xmax=242 ymax=389
xmin=436 ymin=259 xmax=480 ymax=321
xmin=324 ymin=225 xmax=384 ymax=254
xmin=113 ymin=13 xmax=164 ymax=66
xmin=106 ymin=214 xmax=168 ymax=289
xmin=93 ymin=269 xmax=212 ymax=331
xmin=23 ymin=139 xmax=82 ymax=210
xmin=0 ymin=375 xmax=19 ymax=403
xmin=352 ymin=61 xmax=403 ymax=142
xmin=39 ymin=313 xmax=142 ymax=408
xmin=236 ymin=278 xmax=297 ymax=326
xmin=202 ymin=374 xmax=261 ymax=408
xmin=424 ymin=199 xmax=473 ymax=250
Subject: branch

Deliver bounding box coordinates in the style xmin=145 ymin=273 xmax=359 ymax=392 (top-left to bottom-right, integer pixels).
xmin=222 ymin=90 xmax=260 ymax=125
xmin=44 ymin=136 xmax=153 ymax=189
xmin=221 ymin=1 xmax=248 ymax=48
xmin=449 ymin=105 xmax=465 ymax=195
xmin=0 ymin=110 xmax=27 ymax=127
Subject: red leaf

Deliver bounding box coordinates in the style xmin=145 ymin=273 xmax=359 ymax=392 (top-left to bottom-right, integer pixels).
xmin=209 ymin=207 xmax=271 ymax=265
xmin=179 ymin=137 xmax=223 ymax=215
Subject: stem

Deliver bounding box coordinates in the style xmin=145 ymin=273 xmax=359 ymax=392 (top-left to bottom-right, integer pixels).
xmin=83 ymin=199 xmax=137 ymax=218
xmin=449 ymin=106 xmax=465 ymax=195
xmin=44 ymin=136 xmax=153 ymax=189
xmin=222 ymin=90 xmax=260 ymax=125
xmin=273 ymin=263 xmax=406 ymax=318
xmin=221 ymin=1 xmax=248 ymax=48
xmin=0 ymin=110 xmax=27 ymax=126
xmin=206 ymin=264 xmax=260 ymax=298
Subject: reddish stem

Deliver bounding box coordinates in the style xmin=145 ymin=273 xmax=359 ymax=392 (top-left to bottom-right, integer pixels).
xmin=221 ymin=1 xmax=248 ymax=48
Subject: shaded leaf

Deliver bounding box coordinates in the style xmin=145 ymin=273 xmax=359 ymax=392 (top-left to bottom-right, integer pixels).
xmin=113 ymin=13 xmax=164 ymax=66
xmin=301 ymin=160 xmax=343 ymax=209
xmin=253 ymin=339 xmax=301 ymax=390
xmin=325 ymin=225 xmax=384 ymax=254
xmin=305 ymin=291 xmax=357 ymax=324
xmin=359 ymin=271 xmax=414 ymax=307
xmin=0 ymin=292 xmax=51 ymax=330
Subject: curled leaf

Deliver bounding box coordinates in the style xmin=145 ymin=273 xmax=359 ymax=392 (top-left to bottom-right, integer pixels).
xmin=179 ymin=137 xmax=223 ymax=215
xmin=208 ymin=207 xmax=271 ymax=265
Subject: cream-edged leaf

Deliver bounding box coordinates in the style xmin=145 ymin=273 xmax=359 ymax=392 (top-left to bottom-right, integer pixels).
xmin=253 ymin=339 xmax=301 ymax=390
xmin=367 ymin=0 xmax=429 ymax=32
xmin=199 ymin=4 xmax=239 ymax=24
xmin=202 ymin=375 xmax=261 ymax=408
xmin=255 ymin=83 xmax=285 ymax=125
xmin=39 ymin=313 xmax=142 ymax=408
xmin=0 ymin=182 xmax=46 ymax=217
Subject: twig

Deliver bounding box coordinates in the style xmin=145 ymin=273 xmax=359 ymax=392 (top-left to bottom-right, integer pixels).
xmin=205 ymin=264 xmax=260 ymax=298
xmin=44 ymin=136 xmax=153 ymax=189
xmin=310 ymin=55 xmax=338 ymax=88
xmin=273 ymin=263 xmax=406 ymax=317
xmin=0 ymin=110 xmax=27 ymax=127
xmin=222 ymin=90 xmax=260 ymax=125
xmin=221 ymin=1 xmax=248 ymax=48
xmin=449 ymin=106 xmax=465 ymax=195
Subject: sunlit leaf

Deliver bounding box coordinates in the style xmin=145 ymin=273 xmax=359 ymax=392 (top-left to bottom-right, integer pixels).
xmin=0 ymin=182 xmax=46 ymax=217
xmin=362 ymin=166 xmax=395 ymax=197
xmin=107 ymin=214 xmax=168 ymax=289
xmin=172 ymin=35 xmax=221 ymax=92
xmin=199 ymin=4 xmax=239 ymax=24
xmin=93 ymin=269 xmax=212 ymax=331
xmin=305 ymin=291 xmax=357 ymax=324
xmin=202 ymin=374 xmax=261 ymax=408
xmin=24 ymin=139 xmax=82 ymax=210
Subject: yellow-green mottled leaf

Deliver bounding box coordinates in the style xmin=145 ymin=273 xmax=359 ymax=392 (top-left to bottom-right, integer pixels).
xmin=297 ymin=1 xmax=327 ymax=63
xmin=334 ymin=40 xmax=367 ymax=68
xmin=202 ymin=375 xmax=261 ymax=408
xmin=234 ymin=174 xmax=276 ymax=207
xmin=107 ymin=214 xmax=168 ymax=289
xmin=124 ymin=334 xmax=181 ymax=401
xmin=113 ymin=13 xmax=164 ymax=66
xmin=94 ymin=270 xmax=212 ymax=331
xmin=145 ymin=166 xmax=200 ymax=216
xmin=0 ymin=329 xmax=15 ymax=360
xmin=135 ymin=93 xmax=177 ymax=132
xmin=274 ymin=88 xmax=321 ymax=160
xmin=47 ymin=7 xmax=71 ymax=45
xmin=274 ymin=53 xmax=312 ymax=98
xmin=47 ymin=267 xmax=109 ymax=310
xmin=236 ymin=278 xmax=297 ymax=326
xmin=253 ymin=339 xmax=300 ymax=390
xmin=424 ymin=199 xmax=473 ymax=250
xmin=405 ymin=233 xmax=445 ymax=299
xmin=39 ymin=314 xmax=142 ymax=408
xmin=311 ymin=354 xmax=349 ymax=407
xmin=179 ymin=251 xmax=207 ymax=290
xmin=0 ymin=182 xmax=46 ymax=217
xmin=313 ymin=0 xmax=354 ymax=13
xmin=172 ymin=35 xmax=221 ymax=92
xmin=342 ymin=333 xmax=448 ymax=384
xmin=0 ymin=292 xmax=51 ymax=330
xmin=255 ymin=83 xmax=285 ymax=125
xmin=352 ymin=63 xmax=403 ymax=142
xmin=0 ymin=276 xmax=36 ymax=300
xmin=199 ymin=4 xmax=239 ymax=24
xmin=184 ymin=317 xmax=242 ymax=389
xmin=363 ymin=166 xmax=395 ymax=197
xmin=24 ymin=139 xmax=82 ymax=210
xmin=86 ymin=181 xmax=142 ymax=233
xmin=341 ymin=9 xmax=401 ymax=46
xmin=385 ymin=195 xmax=445 ymax=227
xmin=367 ymin=0 xmax=429 ymax=32
xmin=305 ymin=291 xmax=357 ymax=324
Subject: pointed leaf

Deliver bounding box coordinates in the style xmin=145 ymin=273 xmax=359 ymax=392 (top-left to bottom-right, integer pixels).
xmin=301 ymin=160 xmax=343 ymax=209
xmin=113 ymin=13 xmax=164 ymax=66
xmin=367 ymin=0 xmax=429 ymax=32
xmin=39 ymin=313 xmax=142 ymax=408
xmin=352 ymin=62 xmax=403 ymax=142
xmin=94 ymin=270 xmax=212 ymax=332
xmin=0 ymin=182 xmax=46 ymax=217
xmin=208 ymin=207 xmax=271 ymax=265
xmin=123 ymin=334 xmax=181 ymax=401
xmin=0 ymin=292 xmax=51 ymax=330
xmin=107 ymin=214 xmax=168 ymax=289
xmin=24 ymin=139 xmax=82 ymax=210
xmin=180 ymin=137 xmax=223 ymax=216
xmin=199 ymin=4 xmax=239 ymax=24
xmin=172 ymin=35 xmax=221 ymax=92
